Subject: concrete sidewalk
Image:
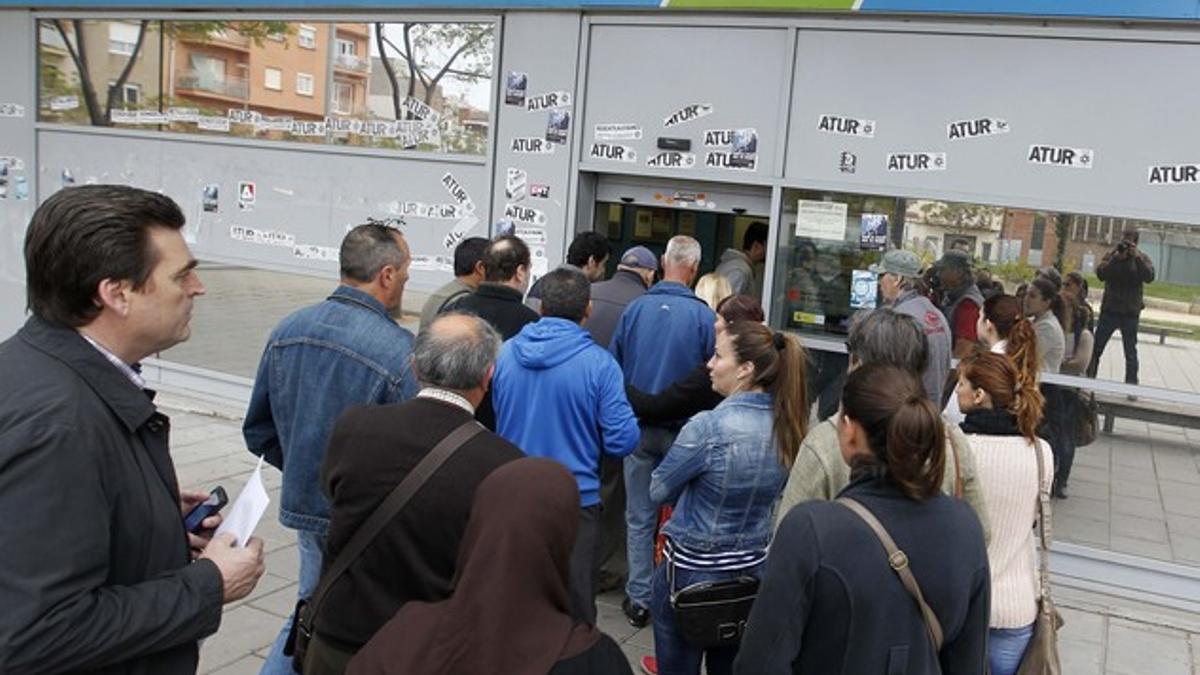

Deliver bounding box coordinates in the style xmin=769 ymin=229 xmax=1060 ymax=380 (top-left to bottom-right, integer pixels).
xmin=158 ymin=392 xmax=1200 ymax=675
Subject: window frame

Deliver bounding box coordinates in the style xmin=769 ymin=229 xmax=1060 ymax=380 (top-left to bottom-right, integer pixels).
xmin=264 ymin=67 xmax=282 ymax=91
xmin=295 ymin=71 xmax=315 ymax=96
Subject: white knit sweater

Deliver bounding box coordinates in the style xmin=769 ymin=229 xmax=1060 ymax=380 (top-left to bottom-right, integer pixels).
xmin=965 ymin=432 xmax=1054 ymax=628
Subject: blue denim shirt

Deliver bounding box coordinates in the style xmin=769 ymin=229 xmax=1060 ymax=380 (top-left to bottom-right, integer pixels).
xmin=650 ymin=392 xmax=788 ymax=552
xmin=244 ymin=285 xmax=419 ymax=533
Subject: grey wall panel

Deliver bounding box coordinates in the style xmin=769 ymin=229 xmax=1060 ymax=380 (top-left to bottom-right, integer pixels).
xmin=787 ymin=29 xmax=1200 ymax=224
xmin=36 ymin=130 xmax=491 ymax=290
xmin=581 ymin=23 xmax=789 ymax=182
xmin=490 ymin=11 xmax=582 ymax=275
xmin=0 ymin=10 xmax=35 ymax=340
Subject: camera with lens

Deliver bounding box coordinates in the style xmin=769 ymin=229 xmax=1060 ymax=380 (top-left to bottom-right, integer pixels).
xmin=1116 ymin=240 xmax=1130 ymax=254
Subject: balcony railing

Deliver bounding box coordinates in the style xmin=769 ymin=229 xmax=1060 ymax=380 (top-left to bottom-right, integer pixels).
xmin=176 ymin=72 xmax=249 ymax=99
xmin=334 ymin=54 xmax=369 ymax=73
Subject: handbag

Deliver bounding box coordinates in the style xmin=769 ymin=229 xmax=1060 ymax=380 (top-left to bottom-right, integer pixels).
xmin=667 ymin=550 xmax=760 ymax=649
xmin=286 ymin=421 xmax=484 ymax=672
xmin=1016 ymin=441 xmax=1064 ymax=675
xmin=1072 ymin=389 xmax=1098 ymax=448
xmin=837 ymin=498 xmax=944 ymax=658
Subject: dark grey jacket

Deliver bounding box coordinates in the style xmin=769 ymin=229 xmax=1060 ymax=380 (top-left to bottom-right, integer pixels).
xmin=0 ymin=317 xmax=224 ymax=675
xmin=1096 ymin=249 xmax=1155 ymax=315
xmin=586 ymin=269 xmax=649 ymax=348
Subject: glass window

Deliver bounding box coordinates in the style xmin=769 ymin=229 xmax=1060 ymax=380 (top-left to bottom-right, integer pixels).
xmin=296 ymin=72 xmax=314 ymax=96
xmin=38 ymin=19 xmax=495 ymax=156
xmin=298 ymin=24 xmax=317 ymax=49
xmin=264 ymin=67 xmax=281 ymax=91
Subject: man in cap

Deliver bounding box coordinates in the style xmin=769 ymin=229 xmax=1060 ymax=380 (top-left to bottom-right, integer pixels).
xmin=871 ymin=249 xmax=952 ymax=405
xmin=936 ymin=249 xmax=984 ymax=358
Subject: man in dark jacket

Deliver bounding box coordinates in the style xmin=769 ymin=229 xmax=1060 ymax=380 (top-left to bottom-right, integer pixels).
xmin=311 ymin=313 xmax=522 ymax=669
xmin=448 ymin=234 xmax=539 ymax=428
xmin=492 ymin=267 xmax=640 ymax=622
xmin=1087 ymin=230 xmax=1156 ymax=385
xmin=0 ymin=185 xmax=265 ymax=675
xmin=587 ymin=245 xmax=657 ymax=348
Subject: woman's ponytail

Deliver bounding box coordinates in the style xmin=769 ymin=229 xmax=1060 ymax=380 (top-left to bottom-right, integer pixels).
xmin=959 ymin=352 xmax=1044 ymax=443
xmin=1006 ymin=314 xmax=1041 ymax=394
xmin=726 ymin=323 xmax=810 ymax=468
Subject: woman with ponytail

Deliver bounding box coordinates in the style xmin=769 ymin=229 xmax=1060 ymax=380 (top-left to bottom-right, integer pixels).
xmin=944 ymin=293 xmax=1041 ymax=425
xmin=1026 ymin=277 xmax=1076 ymax=498
xmin=955 ymin=352 xmax=1054 ymax=675
xmin=646 ymin=322 xmax=808 ymax=675
xmin=736 ymin=364 xmax=989 ymax=675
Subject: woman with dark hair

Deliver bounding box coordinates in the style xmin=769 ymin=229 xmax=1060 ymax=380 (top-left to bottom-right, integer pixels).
xmin=346 ymin=458 xmax=632 ymax=675
xmin=1060 ymin=288 xmax=1094 ymax=377
xmin=1025 ymin=277 xmax=1075 ymax=498
xmin=735 ymin=364 xmax=989 ymax=674
xmin=955 ymin=353 xmax=1053 ymax=675
xmin=646 ymin=321 xmax=808 ymax=675
xmin=625 ymin=294 xmax=766 ymax=423
xmin=944 ymin=293 xmax=1040 ymax=425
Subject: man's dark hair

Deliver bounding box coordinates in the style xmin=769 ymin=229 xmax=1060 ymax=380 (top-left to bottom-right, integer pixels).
xmin=540 ymin=267 xmax=591 ymax=322
xmin=742 ymin=222 xmax=769 ymax=251
xmin=566 ymin=231 xmax=611 ymax=268
xmin=454 ymin=237 xmax=489 ymax=277
xmin=483 ymin=235 xmax=531 ymax=282
xmin=25 ymin=184 xmax=185 ymax=327
xmin=340 ymin=223 xmax=407 ymax=283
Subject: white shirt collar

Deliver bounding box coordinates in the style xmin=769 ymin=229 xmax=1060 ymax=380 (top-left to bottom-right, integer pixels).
xmin=416 ymin=388 xmax=475 ymax=414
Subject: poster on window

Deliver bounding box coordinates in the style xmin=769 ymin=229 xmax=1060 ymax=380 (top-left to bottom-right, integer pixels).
xmin=849 ymin=270 xmax=879 ymax=310
xmin=505 ymin=72 xmax=528 ymax=106
xmin=859 ymin=214 xmax=888 ymax=250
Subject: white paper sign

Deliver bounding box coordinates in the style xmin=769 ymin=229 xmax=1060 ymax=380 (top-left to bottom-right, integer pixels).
xmin=886 ymin=152 xmax=947 ymax=172
xmin=290 ymin=120 xmax=328 ymax=137
xmin=0 ymin=156 xmax=25 ymax=170
xmin=511 ymin=136 xmax=555 ymax=154
xmin=817 ymin=114 xmax=875 ymax=138
xmin=410 ymin=254 xmax=454 ymax=272
xmin=505 ymin=168 xmax=527 ymax=201
xmin=255 ymin=115 xmax=294 ymax=132
xmin=515 ymin=226 xmax=547 ymax=245
xmin=947 ymin=117 xmax=1009 ymax=140
xmin=214 ymin=458 xmax=270 ymax=547
xmin=1148 ymin=164 xmax=1200 ymax=186
xmin=796 ymin=200 xmax=848 ymax=241
xmin=647 ymin=151 xmax=696 ymax=169
xmin=589 ymin=143 xmax=637 ymax=163
xmin=402 ymin=96 xmax=440 ymax=122
xmin=663 ymin=103 xmax=713 ymax=128
xmin=293 ymin=244 xmax=339 ymax=261
xmin=168 ymin=107 xmax=200 ymax=123
xmin=594 ymin=123 xmax=643 ymax=141
xmin=395 ymin=202 xmax=467 ymax=220
xmin=49 ymin=96 xmax=79 ymax=112
xmin=1027 ymin=144 xmax=1093 ymax=169
xmin=0 ymin=103 xmax=26 ymax=118
xmin=228 ymin=108 xmax=260 ymax=125
xmin=198 ymin=116 xmax=231 ymax=132
xmin=110 ymin=109 xmax=138 ymax=125
xmin=444 ymin=214 xmax=481 ymax=250
xmin=230 ymin=225 xmax=294 ymax=247
xmin=504 ymin=203 xmax=548 ymax=226
xmin=441 ymin=172 xmax=476 ymax=214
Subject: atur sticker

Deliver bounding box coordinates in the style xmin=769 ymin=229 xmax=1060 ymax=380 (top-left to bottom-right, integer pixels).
xmin=1027 ymin=145 xmax=1093 ymax=169
xmin=947 ymin=117 xmax=1009 ymax=140
xmin=646 ymin=151 xmax=696 ymax=169
xmin=512 ymin=137 xmax=556 ymax=154
xmin=886 ymin=152 xmax=946 ymax=172
xmin=663 ymin=103 xmax=713 ymax=129
xmin=441 ymin=172 xmax=476 ymax=214
xmin=590 ymin=143 xmax=637 ymax=163
xmin=817 ymin=114 xmax=875 ymax=138
xmin=1148 ymin=164 xmax=1200 ymax=186
xmin=526 ymin=91 xmax=572 ymax=112
xmin=504 ymin=203 xmax=548 ymax=226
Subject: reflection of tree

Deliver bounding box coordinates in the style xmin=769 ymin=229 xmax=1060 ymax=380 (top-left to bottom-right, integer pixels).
xmin=373 ymin=22 xmax=492 ymax=119
xmin=50 ymin=19 xmax=290 ymax=126
xmin=918 ymin=201 xmax=1003 ymax=230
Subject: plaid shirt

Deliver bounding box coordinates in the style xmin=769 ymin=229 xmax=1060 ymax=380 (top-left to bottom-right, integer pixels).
xmin=80 ymin=333 xmax=146 ymax=390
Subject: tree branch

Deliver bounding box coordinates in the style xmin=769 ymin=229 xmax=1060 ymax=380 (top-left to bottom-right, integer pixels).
xmin=107 ymin=20 xmax=149 ymax=121
xmin=375 ymin=23 xmax=402 ymax=119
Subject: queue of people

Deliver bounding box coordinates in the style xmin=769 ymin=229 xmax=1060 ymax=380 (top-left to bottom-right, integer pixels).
xmin=1 ymin=186 xmax=1075 ymax=675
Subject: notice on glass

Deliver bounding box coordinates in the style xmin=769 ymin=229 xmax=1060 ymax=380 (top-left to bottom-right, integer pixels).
xmin=214 ymin=457 xmax=269 ymax=547
xmin=796 ymin=200 xmax=848 ymax=241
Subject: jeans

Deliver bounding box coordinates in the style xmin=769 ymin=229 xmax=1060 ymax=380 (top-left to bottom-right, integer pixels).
xmin=625 ymin=426 xmax=676 ymax=609
xmin=1039 ymin=384 xmax=1077 ymax=492
xmin=807 ymin=350 xmax=848 ymax=422
xmin=650 ymin=559 xmax=763 ymax=675
xmin=569 ymin=505 xmax=601 ymax=624
xmin=1087 ymin=311 xmax=1140 ymax=384
xmin=988 ymin=624 xmax=1034 ymax=675
xmin=260 ymin=530 xmax=325 ymax=675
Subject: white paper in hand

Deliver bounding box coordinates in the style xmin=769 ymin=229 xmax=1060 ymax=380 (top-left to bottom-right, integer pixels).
xmin=214 ymin=457 xmax=270 ymax=547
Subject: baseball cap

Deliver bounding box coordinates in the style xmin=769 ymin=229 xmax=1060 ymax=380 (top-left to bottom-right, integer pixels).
xmin=936 ymin=249 xmax=973 ymax=271
xmin=619 ymin=245 xmax=658 ymax=271
xmin=868 ymin=249 xmax=921 ymax=278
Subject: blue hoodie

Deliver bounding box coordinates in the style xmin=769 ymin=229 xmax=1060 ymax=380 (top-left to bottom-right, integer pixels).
xmin=492 ymin=318 xmax=640 ymax=507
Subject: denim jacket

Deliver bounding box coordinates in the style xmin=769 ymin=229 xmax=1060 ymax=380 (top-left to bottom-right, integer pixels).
xmin=244 ymin=285 xmax=419 ymax=533
xmin=650 ymin=392 xmax=787 ymax=552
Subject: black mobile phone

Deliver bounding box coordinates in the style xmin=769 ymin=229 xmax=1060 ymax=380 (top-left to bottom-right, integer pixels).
xmin=183 ymin=486 xmax=228 ymax=533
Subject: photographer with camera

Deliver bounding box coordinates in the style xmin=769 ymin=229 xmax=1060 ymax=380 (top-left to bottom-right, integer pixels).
xmin=1086 ymin=230 xmax=1155 ymax=387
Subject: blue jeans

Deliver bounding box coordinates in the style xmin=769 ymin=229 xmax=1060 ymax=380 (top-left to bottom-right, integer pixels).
xmin=650 ymin=560 xmax=762 ymax=675
xmin=988 ymin=624 xmax=1034 ymax=675
xmin=624 ymin=426 xmax=676 ymax=609
xmin=259 ymin=530 xmax=325 ymax=675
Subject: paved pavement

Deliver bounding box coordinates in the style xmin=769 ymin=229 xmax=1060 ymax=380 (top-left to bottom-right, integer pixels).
xmin=156 ymin=392 xmax=1200 ymax=675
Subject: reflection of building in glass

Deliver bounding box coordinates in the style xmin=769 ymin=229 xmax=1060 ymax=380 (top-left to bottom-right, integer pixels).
xmin=904 ymin=199 xmax=1003 ymax=262
xmin=366 ymin=57 xmax=445 ymax=119
xmin=38 ymin=20 xmax=163 ymax=124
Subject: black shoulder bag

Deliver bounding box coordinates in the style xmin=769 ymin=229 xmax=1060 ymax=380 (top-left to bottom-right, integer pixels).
xmin=286 ymin=420 xmax=483 ymax=672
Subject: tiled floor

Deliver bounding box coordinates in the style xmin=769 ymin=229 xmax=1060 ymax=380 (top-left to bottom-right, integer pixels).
xmin=157 ymin=393 xmax=1200 ymax=675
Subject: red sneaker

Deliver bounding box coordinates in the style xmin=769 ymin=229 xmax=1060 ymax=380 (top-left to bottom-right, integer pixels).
xmin=639 ymin=655 xmax=658 ymax=675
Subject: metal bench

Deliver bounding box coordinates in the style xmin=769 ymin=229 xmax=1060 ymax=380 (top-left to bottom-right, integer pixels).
xmin=1096 ymin=395 xmax=1200 ymax=434
xmin=1140 ymin=324 xmax=1193 ymax=345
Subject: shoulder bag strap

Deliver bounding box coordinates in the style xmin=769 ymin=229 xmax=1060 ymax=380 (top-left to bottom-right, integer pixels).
xmin=1032 ymin=441 xmax=1053 ymax=603
xmin=306 ymin=420 xmax=484 ymax=627
xmin=948 ymin=428 xmax=963 ymax=498
xmin=837 ymin=497 xmax=945 ymax=652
